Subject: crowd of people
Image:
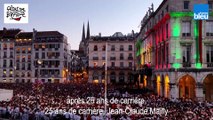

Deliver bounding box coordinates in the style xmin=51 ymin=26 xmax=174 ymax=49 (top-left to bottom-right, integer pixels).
xmin=0 ymin=83 xmax=212 ymax=120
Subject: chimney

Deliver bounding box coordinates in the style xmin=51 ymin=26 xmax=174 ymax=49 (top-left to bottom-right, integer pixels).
xmin=132 ymin=30 xmax=134 ymax=37
xmin=99 ymin=33 xmax=101 ymax=37
xmin=33 ymin=28 xmax=37 ymax=40
xmin=3 ymin=27 xmax=7 ymax=33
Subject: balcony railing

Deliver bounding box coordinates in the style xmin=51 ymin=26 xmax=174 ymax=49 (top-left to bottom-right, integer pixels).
xmin=120 ymin=57 xmax=124 ymax=60
xmin=128 ymin=57 xmax=133 ymax=60
xmin=93 ymin=57 xmax=99 ymax=60
xmin=183 ymin=62 xmax=191 ymax=67
xmin=110 ymin=57 xmax=116 ymax=60
xmin=207 ymin=63 xmax=213 ymax=67
xmin=102 ymin=57 xmax=105 ymax=60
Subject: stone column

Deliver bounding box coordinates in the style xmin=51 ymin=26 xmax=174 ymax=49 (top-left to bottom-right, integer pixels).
xmin=196 ymin=82 xmax=204 ymax=101
xmin=170 ymin=83 xmax=178 ymax=99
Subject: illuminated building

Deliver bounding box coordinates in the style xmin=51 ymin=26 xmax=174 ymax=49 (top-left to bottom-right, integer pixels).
xmin=136 ymin=0 xmax=213 ymax=101
xmin=87 ymin=31 xmax=136 ymax=84
xmin=0 ymin=28 xmax=70 ymax=83
xmin=0 ymin=28 xmax=20 ymax=82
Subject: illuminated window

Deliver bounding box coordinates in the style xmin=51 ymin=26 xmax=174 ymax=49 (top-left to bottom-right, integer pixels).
xmin=3 ymin=70 xmax=6 ymax=74
xmin=10 ymin=70 xmax=13 ymax=74
xmin=10 ymin=43 xmax=13 ymax=49
xmin=42 ymin=44 xmax=46 ymax=49
xmin=28 ymin=47 xmax=31 ymax=52
xmin=22 ymin=48 xmax=26 ymax=53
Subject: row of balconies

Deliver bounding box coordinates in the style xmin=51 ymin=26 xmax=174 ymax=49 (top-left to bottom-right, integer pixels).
xmin=35 ymin=56 xmax=60 ymax=59
xmin=35 ymin=48 xmax=59 ymax=51
xmin=2 ymin=74 xmax=13 ymax=77
xmin=16 ymin=51 xmax=31 ymax=54
xmin=92 ymin=56 xmax=133 ymax=60
xmin=16 ymin=59 xmax=31 ymax=62
xmin=1 ymin=48 xmax=14 ymax=50
xmin=2 ymin=64 xmax=14 ymax=68
xmin=89 ymin=66 xmax=133 ymax=70
xmin=156 ymin=62 xmax=213 ymax=68
xmin=15 ymin=67 xmax=31 ymax=70
xmin=1 ymin=55 xmax=13 ymax=58
xmin=94 ymin=48 xmax=133 ymax=51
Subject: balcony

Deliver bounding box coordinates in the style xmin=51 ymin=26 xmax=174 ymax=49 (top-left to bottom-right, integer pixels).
xmin=110 ymin=57 xmax=116 ymax=60
xmin=10 ymin=47 xmax=13 ymax=50
xmin=93 ymin=57 xmax=99 ymax=60
xmin=128 ymin=48 xmax=132 ymax=51
xmin=3 ymin=75 xmax=6 ymax=77
xmin=9 ymin=74 xmax=13 ymax=77
xmin=120 ymin=57 xmax=124 ymax=60
xmin=102 ymin=57 xmax=105 ymax=60
xmin=3 ymin=65 xmax=6 ymax=68
xmin=10 ymin=56 xmax=13 ymax=58
xmin=3 ymin=48 xmax=7 ymax=50
xmin=128 ymin=57 xmax=133 ymax=60
xmin=120 ymin=48 xmax=124 ymax=51
xmin=183 ymin=62 xmax=191 ymax=67
xmin=16 ymin=51 xmax=20 ymax=53
xmin=3 ymin=56 xmax=7 ymax=58
xmin=207 ymin=63 xmax=213 ymax=67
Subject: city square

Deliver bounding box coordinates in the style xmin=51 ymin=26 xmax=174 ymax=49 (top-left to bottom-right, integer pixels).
xmin=0 ymin=0 xmax=213 ymax=119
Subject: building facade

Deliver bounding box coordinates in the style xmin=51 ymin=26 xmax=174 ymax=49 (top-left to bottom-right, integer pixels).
xmin=0 ymin=28 xmax=70 ymax=83
xmin=136 ymin=0 xmax=213 ymax=101
xmin=0 ymin=28 xmax=21 ymax=82
xmin=88 ymin=32 xmax=136 ymax=84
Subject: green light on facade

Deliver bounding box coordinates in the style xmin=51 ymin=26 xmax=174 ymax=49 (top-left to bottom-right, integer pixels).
xmin=195 ymin=63 xmax=202 ymax=69
xmin=172 ymin=63 xmax=181 ymax=69
xmin=175 ymin=49 xmax=181 ymax=59
xmin=172 ymin=19 xmax=181 ymax=37
xmin=136 ymin=39 xmax=142 ymax=56
xmin=170 ymin=12 xmax=193 ymax=17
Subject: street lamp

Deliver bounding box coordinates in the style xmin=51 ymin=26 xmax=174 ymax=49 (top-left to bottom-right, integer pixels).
xmin=14 ymin=66 xmax=16 ymax=83
xmin=37 ymin=59 xmax=42 ymax=82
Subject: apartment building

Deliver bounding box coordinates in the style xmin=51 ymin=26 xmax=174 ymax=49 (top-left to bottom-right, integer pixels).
xmin=0 ymin=28 xmax=70 ymax=83
xmin=136 ymin=0 xmax=213 ymax=101
xmin=0 ymin=28 xmax=21 ymax=82
xmin=88 ymin=32 xmax=136 ymax=84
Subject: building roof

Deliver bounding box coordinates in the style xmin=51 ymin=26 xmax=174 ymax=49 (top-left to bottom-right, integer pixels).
xmin=17 ymin=32 xmax=33 ymax=39
xmin=90 ymin=33 xmax=138 ymax=42
xmin=36 ymin=31 xmax=64 ymax=37
xmin=1 ymin=28 xmax=21 ymax=39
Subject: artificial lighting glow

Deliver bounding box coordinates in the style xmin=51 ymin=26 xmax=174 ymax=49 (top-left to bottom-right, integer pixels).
xmin=172 ymin=63 xmax=181 ymax=69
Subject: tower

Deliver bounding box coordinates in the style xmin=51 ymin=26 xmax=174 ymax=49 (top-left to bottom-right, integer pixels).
xmin=86 ymin=21 xmax=90 ymax=39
